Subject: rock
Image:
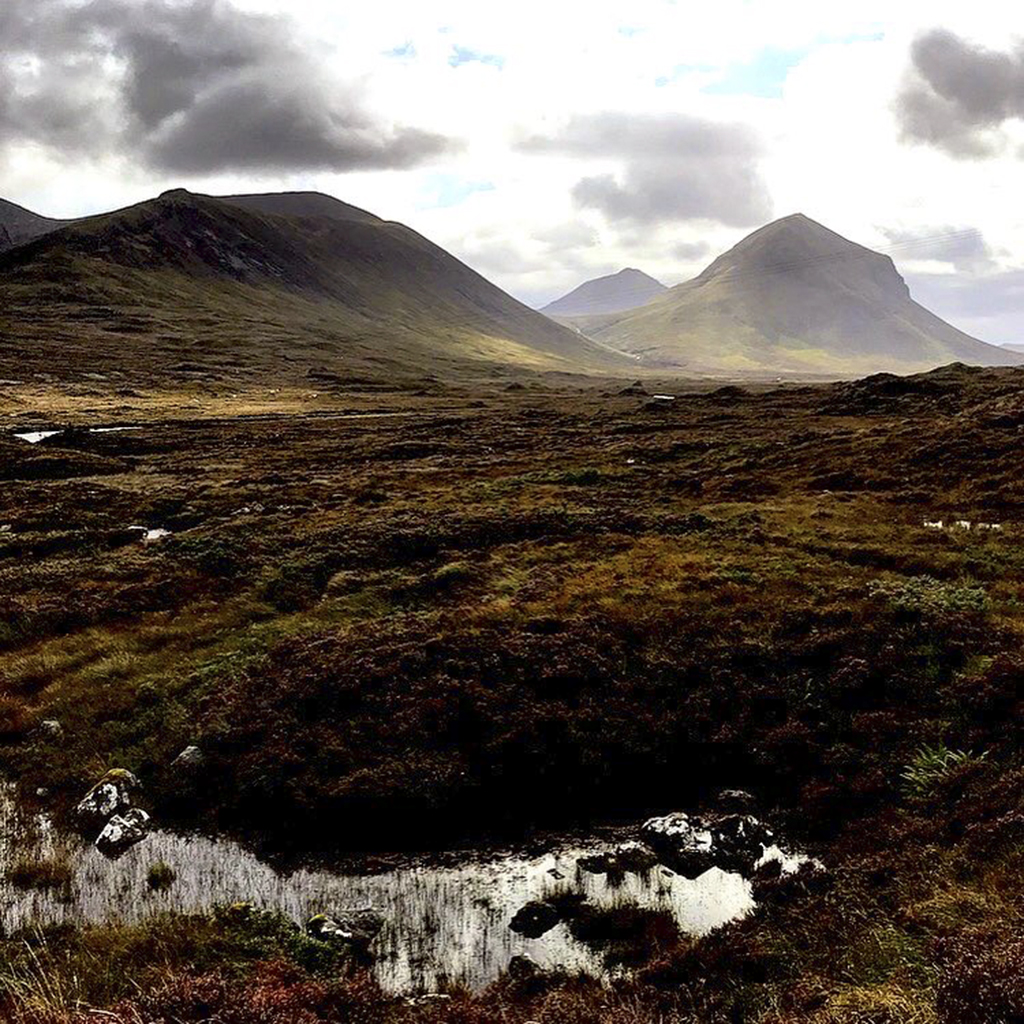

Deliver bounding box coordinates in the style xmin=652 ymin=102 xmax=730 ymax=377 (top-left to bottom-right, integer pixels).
xmin=96 ymin=807 xmax=150 ymax=858
xmin=404 ymin=994 xmax=452 ymax=1006
xmin=508 ymin=953 xmax=542 ymax=980
xmin=641 ymin=811 xmax=773 ymax=878
xmin=171 ymin=745 xmax=204 ymax=772
xmin=577 ymin=842 xmax=659 ymax=879
xmin=510 ymin=900 xmax=561 ymax=939
xmin=712 ymin=814 xmax=774 ymax=873
xmin=222 ymin=902 xmax=256 ymax=921
xmin=307 ymin=908 xmax=384 ymax=951
xmin=76 ymin=769 xmax=140 ymax=828
xmin=36 ymin=719 xmax=63 ymax=740
xmin=641 ymin=813 xmax=716 ymax=878
xmin=716 ymin=789 xmax=757 ymax=813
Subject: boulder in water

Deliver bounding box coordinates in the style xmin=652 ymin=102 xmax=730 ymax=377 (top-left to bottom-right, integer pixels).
xmin=642 ymin=811 xmax=773 ymax=878
xmin=96 ymin=807 xmax=150 ymax=858
xmin=641 ymin=812 xmax=716 ymax=878
xmin=510 ymin=900 xmax=561 ymax=938
xmin=307 ymin=908 xmax=384 ymax=951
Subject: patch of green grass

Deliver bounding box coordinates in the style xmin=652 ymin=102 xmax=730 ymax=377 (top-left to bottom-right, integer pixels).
xmin=869 ymin=575 xmax=989 ymax=616
xmin=901 ymin=743 xmax=989 ymax=798
xmin=146 ymin=861 xmax=176 ymax=892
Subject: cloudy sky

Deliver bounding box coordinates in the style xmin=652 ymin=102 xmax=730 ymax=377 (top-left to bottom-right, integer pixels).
xmin=2 ymin=1 xmax=1023 ymax=342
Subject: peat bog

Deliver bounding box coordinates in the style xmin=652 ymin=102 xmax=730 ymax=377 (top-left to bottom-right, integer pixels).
xmin=3 ymin=365 xmax=1024 ymax=1021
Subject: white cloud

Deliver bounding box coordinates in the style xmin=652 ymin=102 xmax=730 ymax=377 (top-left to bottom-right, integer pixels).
xmin=1 ymin=0 xmax=1022 ymax=339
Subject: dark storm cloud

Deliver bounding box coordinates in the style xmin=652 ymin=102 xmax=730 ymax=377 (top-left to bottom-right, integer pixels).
xmin=0 ymin=0 xmax=454 ymax=174
xmin=896 ymin=30 xmax=1024 ymax=158
xmin=520 ymin=113 xmax=772 ymax=227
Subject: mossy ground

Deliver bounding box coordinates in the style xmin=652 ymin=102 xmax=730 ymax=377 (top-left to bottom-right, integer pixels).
xmin=4 ymin=366 xmax=1024 ymax=1020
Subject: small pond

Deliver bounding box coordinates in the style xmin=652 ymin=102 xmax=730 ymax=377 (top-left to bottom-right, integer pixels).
xmin=0 ymin=790 xmax=781 ymax=994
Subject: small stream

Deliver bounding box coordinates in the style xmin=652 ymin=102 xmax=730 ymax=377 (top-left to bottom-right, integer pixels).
xmin=0 ymin=790 xmax=770 ymax=994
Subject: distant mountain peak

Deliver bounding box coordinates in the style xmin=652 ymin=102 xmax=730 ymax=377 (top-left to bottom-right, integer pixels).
xmin=695 ymin=212 xmax=908 ymax=305
xmin=542 ymin=267 xmax=667 ymax=317
xmin=0 ymin=197 xmax=70 ymax=252
xmin=580 ymin=215 xmax=1021 ymax=375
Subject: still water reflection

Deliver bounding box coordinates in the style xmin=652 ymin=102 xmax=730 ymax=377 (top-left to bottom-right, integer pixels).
xmin=0 ymin=791 xmax=757 ymax=993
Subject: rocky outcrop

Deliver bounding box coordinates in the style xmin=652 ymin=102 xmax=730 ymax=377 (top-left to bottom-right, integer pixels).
xmin=76 ymin=769 xmax=140 ymax=829
xmin=96 ymin=807 xmax=150 ymax=858
xmin=641 ymin=811 xmax=773 ymax=878
xmin=76 ymin=768 xmax=151 ymax=859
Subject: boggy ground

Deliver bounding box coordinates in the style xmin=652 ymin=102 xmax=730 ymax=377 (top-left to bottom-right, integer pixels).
xmin=5 ymin=363 xmax=1024 ymax=1021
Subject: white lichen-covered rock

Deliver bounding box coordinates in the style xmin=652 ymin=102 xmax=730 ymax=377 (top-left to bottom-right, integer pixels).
xmin=307 ymin=908 xmax=384 ymax=951
xmin=96 ymin=807 xmax=150 ymax=858
xmin=171 ymin=745 xmax=204 ymax=772
xmin=36 ymin=719 xmax=64 ymax=740
xmin=642 ymin=811 xmax=774 ymax=878
xmin=641 ymin=812 xmax=717 ymax=877
xmin=76 ymin=769 xmax=140 ymax=828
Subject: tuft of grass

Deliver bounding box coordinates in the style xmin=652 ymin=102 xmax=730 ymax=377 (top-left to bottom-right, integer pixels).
xmin=146 ymin=861 xmax=176 ymax=892
xmin=901 ymin=743 xmax=989 ymax=798
xmin=0 ymin=938 xmax=86 ymax=1024
xmin=6 ymin=855 xmax=72 ymax=892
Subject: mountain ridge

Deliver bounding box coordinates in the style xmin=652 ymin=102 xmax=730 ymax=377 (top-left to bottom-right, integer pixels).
xmin=570 ymin=213 xmax=1021 ymax=374
xmin=0 ymin=188 xmax=629 ymax=383
xmin=0 ymin=197 xmax=72 ymax=252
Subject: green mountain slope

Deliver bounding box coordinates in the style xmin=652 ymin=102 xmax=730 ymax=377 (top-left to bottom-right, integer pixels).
xmin=574 ymin=214 xmax=1022 ymax=375
xmin=0 ymin=189 xmax=628 ymax=384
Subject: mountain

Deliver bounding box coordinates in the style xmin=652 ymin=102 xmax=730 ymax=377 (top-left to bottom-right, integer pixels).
xmin=541 ymin=268 xmax=667 ymax=317
xmin=0 ymin=189 xmax=628 ymax=384
xmin=1001 ymin=343 xmax=1024 ymax=354
xmin=0 ymin=198 xmax=70 ymax=252
xmin=571 ymin=214 xmax=1022 ymax=375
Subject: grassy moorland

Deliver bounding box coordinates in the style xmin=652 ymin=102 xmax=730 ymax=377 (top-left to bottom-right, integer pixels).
xmin=4 ymin=364 xmax=1024 ymax=1021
